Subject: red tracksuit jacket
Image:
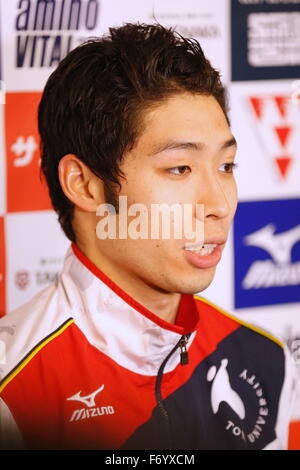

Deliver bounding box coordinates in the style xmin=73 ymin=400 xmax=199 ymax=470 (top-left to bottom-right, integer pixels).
xmin=0 ymin=243 xmax=296 ymax=449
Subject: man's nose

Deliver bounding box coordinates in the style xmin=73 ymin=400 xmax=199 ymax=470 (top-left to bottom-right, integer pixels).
xmin=196 ymin=172 xmax=230 ymax=221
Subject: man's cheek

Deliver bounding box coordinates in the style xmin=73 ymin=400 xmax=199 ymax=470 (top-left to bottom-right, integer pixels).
xmin=229 ymin=185 xmax=238 ymax=215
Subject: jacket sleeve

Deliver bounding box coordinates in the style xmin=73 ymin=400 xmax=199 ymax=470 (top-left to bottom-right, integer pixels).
xmin=0 ymin=397 xmax=25 ymax=449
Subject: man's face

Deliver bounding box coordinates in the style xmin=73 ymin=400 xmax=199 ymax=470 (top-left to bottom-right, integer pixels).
xmin=95 ymin=92 xmax=238 ymax=295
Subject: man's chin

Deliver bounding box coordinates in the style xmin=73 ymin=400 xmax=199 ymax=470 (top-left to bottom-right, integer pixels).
xmin=173 ymin=272 xmax=216 ymax=295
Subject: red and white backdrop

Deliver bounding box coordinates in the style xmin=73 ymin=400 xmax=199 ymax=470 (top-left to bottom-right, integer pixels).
xmin=0 ymin=0 xmax=299 ymax=448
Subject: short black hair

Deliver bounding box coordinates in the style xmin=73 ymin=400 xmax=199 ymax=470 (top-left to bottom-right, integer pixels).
xmin=38 ymin=23 xmax=228 ymax=242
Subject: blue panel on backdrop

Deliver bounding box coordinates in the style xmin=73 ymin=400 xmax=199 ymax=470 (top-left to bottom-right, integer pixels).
xmin=231 ymin=0 xmax=300 ymax=81
xmin=234 ymin=199 xmax=300 ymax=308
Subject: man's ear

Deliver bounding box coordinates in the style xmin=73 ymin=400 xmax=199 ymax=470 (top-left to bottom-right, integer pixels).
xmin=58 ymin=154 xmax=105 ymax=212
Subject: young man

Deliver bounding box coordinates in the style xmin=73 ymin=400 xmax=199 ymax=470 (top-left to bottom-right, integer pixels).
xmin=0 ymin=23 xmax=296 ymax=450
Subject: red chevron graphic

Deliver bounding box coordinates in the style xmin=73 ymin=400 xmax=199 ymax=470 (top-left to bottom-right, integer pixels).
xmin=273 ymin=96 xmax=288 ymax=118
xmin=249 ymin=96 xmax=264 ymax=119
xmin=274 ymin=126 xmax=292 ymax=148
xmin=275 ymin=156 xmax=292 ymax=178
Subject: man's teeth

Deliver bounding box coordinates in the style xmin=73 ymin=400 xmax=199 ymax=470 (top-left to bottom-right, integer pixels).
xmin=185 ymin=243 xmax=217 ymax=255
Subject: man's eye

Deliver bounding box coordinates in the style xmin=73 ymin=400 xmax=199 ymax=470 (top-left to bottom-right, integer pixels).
xmin=168 ymin=166 xmax=191 ymax=176
xmin=219 ymin=163 xmax=238 ymax=174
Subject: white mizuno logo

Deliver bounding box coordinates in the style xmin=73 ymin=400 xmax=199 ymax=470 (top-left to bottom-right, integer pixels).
xmin=67 ymin=384 xmax=105 ymax=408
xmin=244 ymin=223 xmax=300 ymax=265
xmin=207 ymin=358 xmax=246 ymax=420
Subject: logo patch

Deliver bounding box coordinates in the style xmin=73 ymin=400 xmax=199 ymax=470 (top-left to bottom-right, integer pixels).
xmin=234 ymin=199 xmax=300 ymax=308
xmin=247 ymin=94 xmax=300 ymax=180
xmin=207 ymin=358 xmax=269 ymax=444
xmin=67 ymin=384 xmax=115 ymax=422
xmin=5 ymin=92 xmax=52 ymax=212
xmin=67 ymin=384 xmax=105 ymax=408
xmin=207 ymin=358 xmax=246 ymax=420
xmin=231 ymin=0 xmax=300 ymax=81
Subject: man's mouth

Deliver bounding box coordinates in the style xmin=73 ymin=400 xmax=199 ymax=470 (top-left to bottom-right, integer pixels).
xmin=183 ymin=239 xmax=226 ymax=269
xmin=184 ymin=243 xmax=217 ymax=256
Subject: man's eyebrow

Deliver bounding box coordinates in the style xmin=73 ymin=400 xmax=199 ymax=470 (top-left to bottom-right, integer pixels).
xmin=220 ymin=136 xmax=237 ymax=150
xmin=151 ymin=136 xmax=237 ymax=155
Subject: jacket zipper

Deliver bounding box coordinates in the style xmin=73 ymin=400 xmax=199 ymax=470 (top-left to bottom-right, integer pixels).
xmin=179 ymin=335 xmax=189 ymax=365
xmin=154 ymin=333 xmax=191 ymax=449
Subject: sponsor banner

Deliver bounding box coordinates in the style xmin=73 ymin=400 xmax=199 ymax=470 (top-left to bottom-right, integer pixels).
xmin=6 ymin=210 xmax=69 ymax=312
xmin=289 ymin=422 xmax=300 ymax=450
xmin=1 ymin=0 xmax=101 ymax=91
xmin=0 ymin=0 xmax=2 ymax=82
xmin=234 ymin=198 xmax=300 ymax=309
xmin=229 ymin=81 xmax=300 ymax=200
xmin=231 ymin=0 xmax=300 ymax=81
xmin=5 ymin=92 xmax=52 ymax=212
xmin=0 ymin=0 xmax=231 ymax=91
xmin=0 ymin=217 xmax=5 ymax=316
xmin=151 ymin=0 xmax=230 ymax=83
xmin=97 ymin=0 xmax=230 ymax=81
xmin=0 ymin=103 xmax=5 ymax=216
xmin=97 ymin=0 xmax=150 ymax=29
xmin=276 ymin=316 xmax=300 ymax=424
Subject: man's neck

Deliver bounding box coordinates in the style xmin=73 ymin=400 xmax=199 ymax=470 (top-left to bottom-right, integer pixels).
xmin=75 ymin=241 xmax=182 ymax=325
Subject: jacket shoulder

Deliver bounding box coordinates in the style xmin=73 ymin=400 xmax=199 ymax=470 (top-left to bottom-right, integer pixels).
xmin=193 ymin=295 xmax=284 ymax=349
xmin=0 ymin=282 xmax=73 ymax=393
xmin=193 ymin=295 xmax=297 ymax=447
